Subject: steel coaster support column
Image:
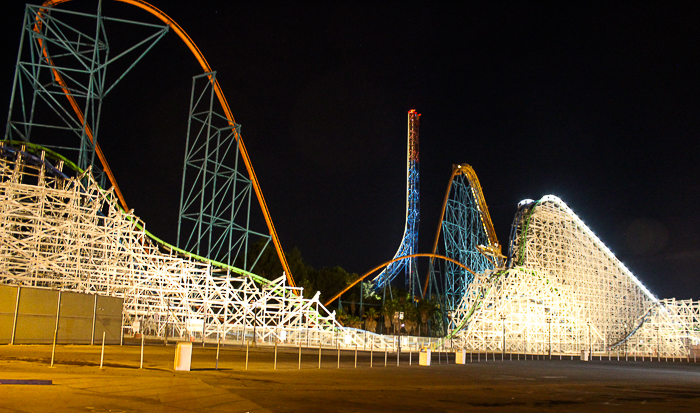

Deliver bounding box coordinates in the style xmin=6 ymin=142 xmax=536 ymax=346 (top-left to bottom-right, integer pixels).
xmin=177 ymin=72 xmax=271 ymax=271
xmin=4 ymin=2 xmax=169 ymax=203
xmin=442 ymin=172 xmax=493 ymax=318
xmin=423 ymin=164 xmax=501 ymax=319
xmin=13 ymin=0 xmax=295 ymax=287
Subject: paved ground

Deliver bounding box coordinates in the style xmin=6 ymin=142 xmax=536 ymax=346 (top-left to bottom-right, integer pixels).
xmin=1 ymin=343 xmax=699 ymax=412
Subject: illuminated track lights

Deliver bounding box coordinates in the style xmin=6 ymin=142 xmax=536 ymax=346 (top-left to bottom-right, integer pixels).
xmin=449 ymin=195 xmax=697 ymax=357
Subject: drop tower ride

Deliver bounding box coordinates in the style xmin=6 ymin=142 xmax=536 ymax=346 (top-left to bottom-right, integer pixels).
xmin=372 ymin=110 xmax=421 ymax=300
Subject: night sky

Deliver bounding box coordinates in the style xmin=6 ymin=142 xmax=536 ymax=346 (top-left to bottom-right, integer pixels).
xmin=2 ymin=1 xmax=699 ymax=300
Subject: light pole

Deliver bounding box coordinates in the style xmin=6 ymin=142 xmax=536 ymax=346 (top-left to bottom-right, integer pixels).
xmin=501 ymin=314 xmax=506 ymax=360
xmin=547 ymin=317 xmax=552 ymax=359
xmin=253 ymin=303 xmax=259 ymax=344
xmin=587 ymin=321 xmax=591 ymax=357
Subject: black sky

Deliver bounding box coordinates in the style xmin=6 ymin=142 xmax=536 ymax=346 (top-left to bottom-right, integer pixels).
xmin=2 ymin=1 xmax=699 ymax=300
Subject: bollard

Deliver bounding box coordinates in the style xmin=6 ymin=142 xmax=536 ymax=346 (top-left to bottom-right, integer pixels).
xmin=318 ymin=341 xmax=322 ymax=369
xmin=274 ymin=340 xmax=278 ymax=370
xmin=99 ymin=331 xmax=106 ymax=369
xmin=409 ymin=348 xmax=412 ymax=366
xmin=337 ymin=343 xmax=340 ymax=369
xmin=355 ymin=344 xmax=358 ymax=368
xmin=298 ymin=343 xmax=302 ymax=370
xmin=370 ymin=345 xmax=374 ymax=368
xmin=140 ymin=334 xmax=145 ymax=369
xmin=384 ymin=344 xmax=387 ymax=367
xmin=245 ymin=341 xmax=249 ymax=370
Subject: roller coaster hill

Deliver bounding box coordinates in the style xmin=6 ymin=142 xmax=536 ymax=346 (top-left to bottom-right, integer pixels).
xmin=1 ymin=1 xmax=699 ymax=359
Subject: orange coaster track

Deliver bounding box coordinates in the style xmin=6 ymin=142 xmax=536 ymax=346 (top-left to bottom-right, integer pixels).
xmin=423 ymin=164 xmax=501 ymax=297
xmin=39 ymin=0 xmax=295 ymax=287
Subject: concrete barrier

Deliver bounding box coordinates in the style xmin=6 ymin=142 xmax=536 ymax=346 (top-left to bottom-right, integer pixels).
xmin=174 ymin=342 xmax=193 ymax=371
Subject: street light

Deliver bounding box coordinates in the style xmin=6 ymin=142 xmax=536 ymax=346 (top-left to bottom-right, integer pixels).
xmin=587 ymin=321 xmax=591 ymax=358
xmin=546 ymin=317 xmax=552 ymax=359
xmin=500 ymin=314 xmax=506 ymax=360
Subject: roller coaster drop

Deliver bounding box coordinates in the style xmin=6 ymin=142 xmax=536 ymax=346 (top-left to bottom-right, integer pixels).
xmin=1 ymin=1 xmax=698 ymax=357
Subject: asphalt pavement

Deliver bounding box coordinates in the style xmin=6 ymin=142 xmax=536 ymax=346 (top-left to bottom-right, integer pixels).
xmin=1 ymin=343 xmax=699 ymax=412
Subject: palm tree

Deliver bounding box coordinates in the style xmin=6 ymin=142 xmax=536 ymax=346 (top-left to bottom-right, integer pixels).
xmin=336 ymin=308 xmax=348 ymax=326
xmin=363 ymin=307 xmax=379 ymax=333
xmin=403 ymin=302 xmax=419 ymax=335
xmin=417 ymin=299 xmax=437 ymax=336
xmin=345 ymin=315 xmax=362 ymax=329
xmin=382 ymin=299 xmax=399 ymax=334
xmin=348 ymin=291 xmax=358 ymax=316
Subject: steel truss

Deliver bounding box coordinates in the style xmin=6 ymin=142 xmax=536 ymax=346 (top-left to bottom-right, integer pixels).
xmin=426 ymin=164 xmax=500 ymax=319
xmin=4 ymin=0 xmax=296 ymax=287
xmin=0 ymin=147 xmax=401 ymax=349
xmin=177 ymin=72 xmax=269 ymax=270
xmin=4 ymin=2 xmax=169 ymax=196
xmin=373 ymin=110 xmax=421 ymax=299
xmin=446 ymin=195 xmax=699 ymax=357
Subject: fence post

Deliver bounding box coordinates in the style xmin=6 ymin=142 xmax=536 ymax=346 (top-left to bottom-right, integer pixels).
xmin=216 ymin=333 xmax=220 ymax=370
xmin=99 ymin=331 xmax=106 ymax=369
xmin=50 ymin=291 xmax=61 ymax=367
xmin=50 ymin=328 xmax=58 ymax=368
xmin=10 ymin=286 xmax=21 ymax=346
xmin=140 ymin=334 xmax=145 ymax=369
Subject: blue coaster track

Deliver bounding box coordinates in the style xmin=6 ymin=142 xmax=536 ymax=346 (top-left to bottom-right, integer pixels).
xmin=372 ymin=110 xmax=421 ymax=300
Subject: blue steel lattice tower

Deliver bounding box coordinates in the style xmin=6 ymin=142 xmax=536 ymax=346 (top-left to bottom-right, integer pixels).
xmin=373 ymin=110 xmax=421 ymax=300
